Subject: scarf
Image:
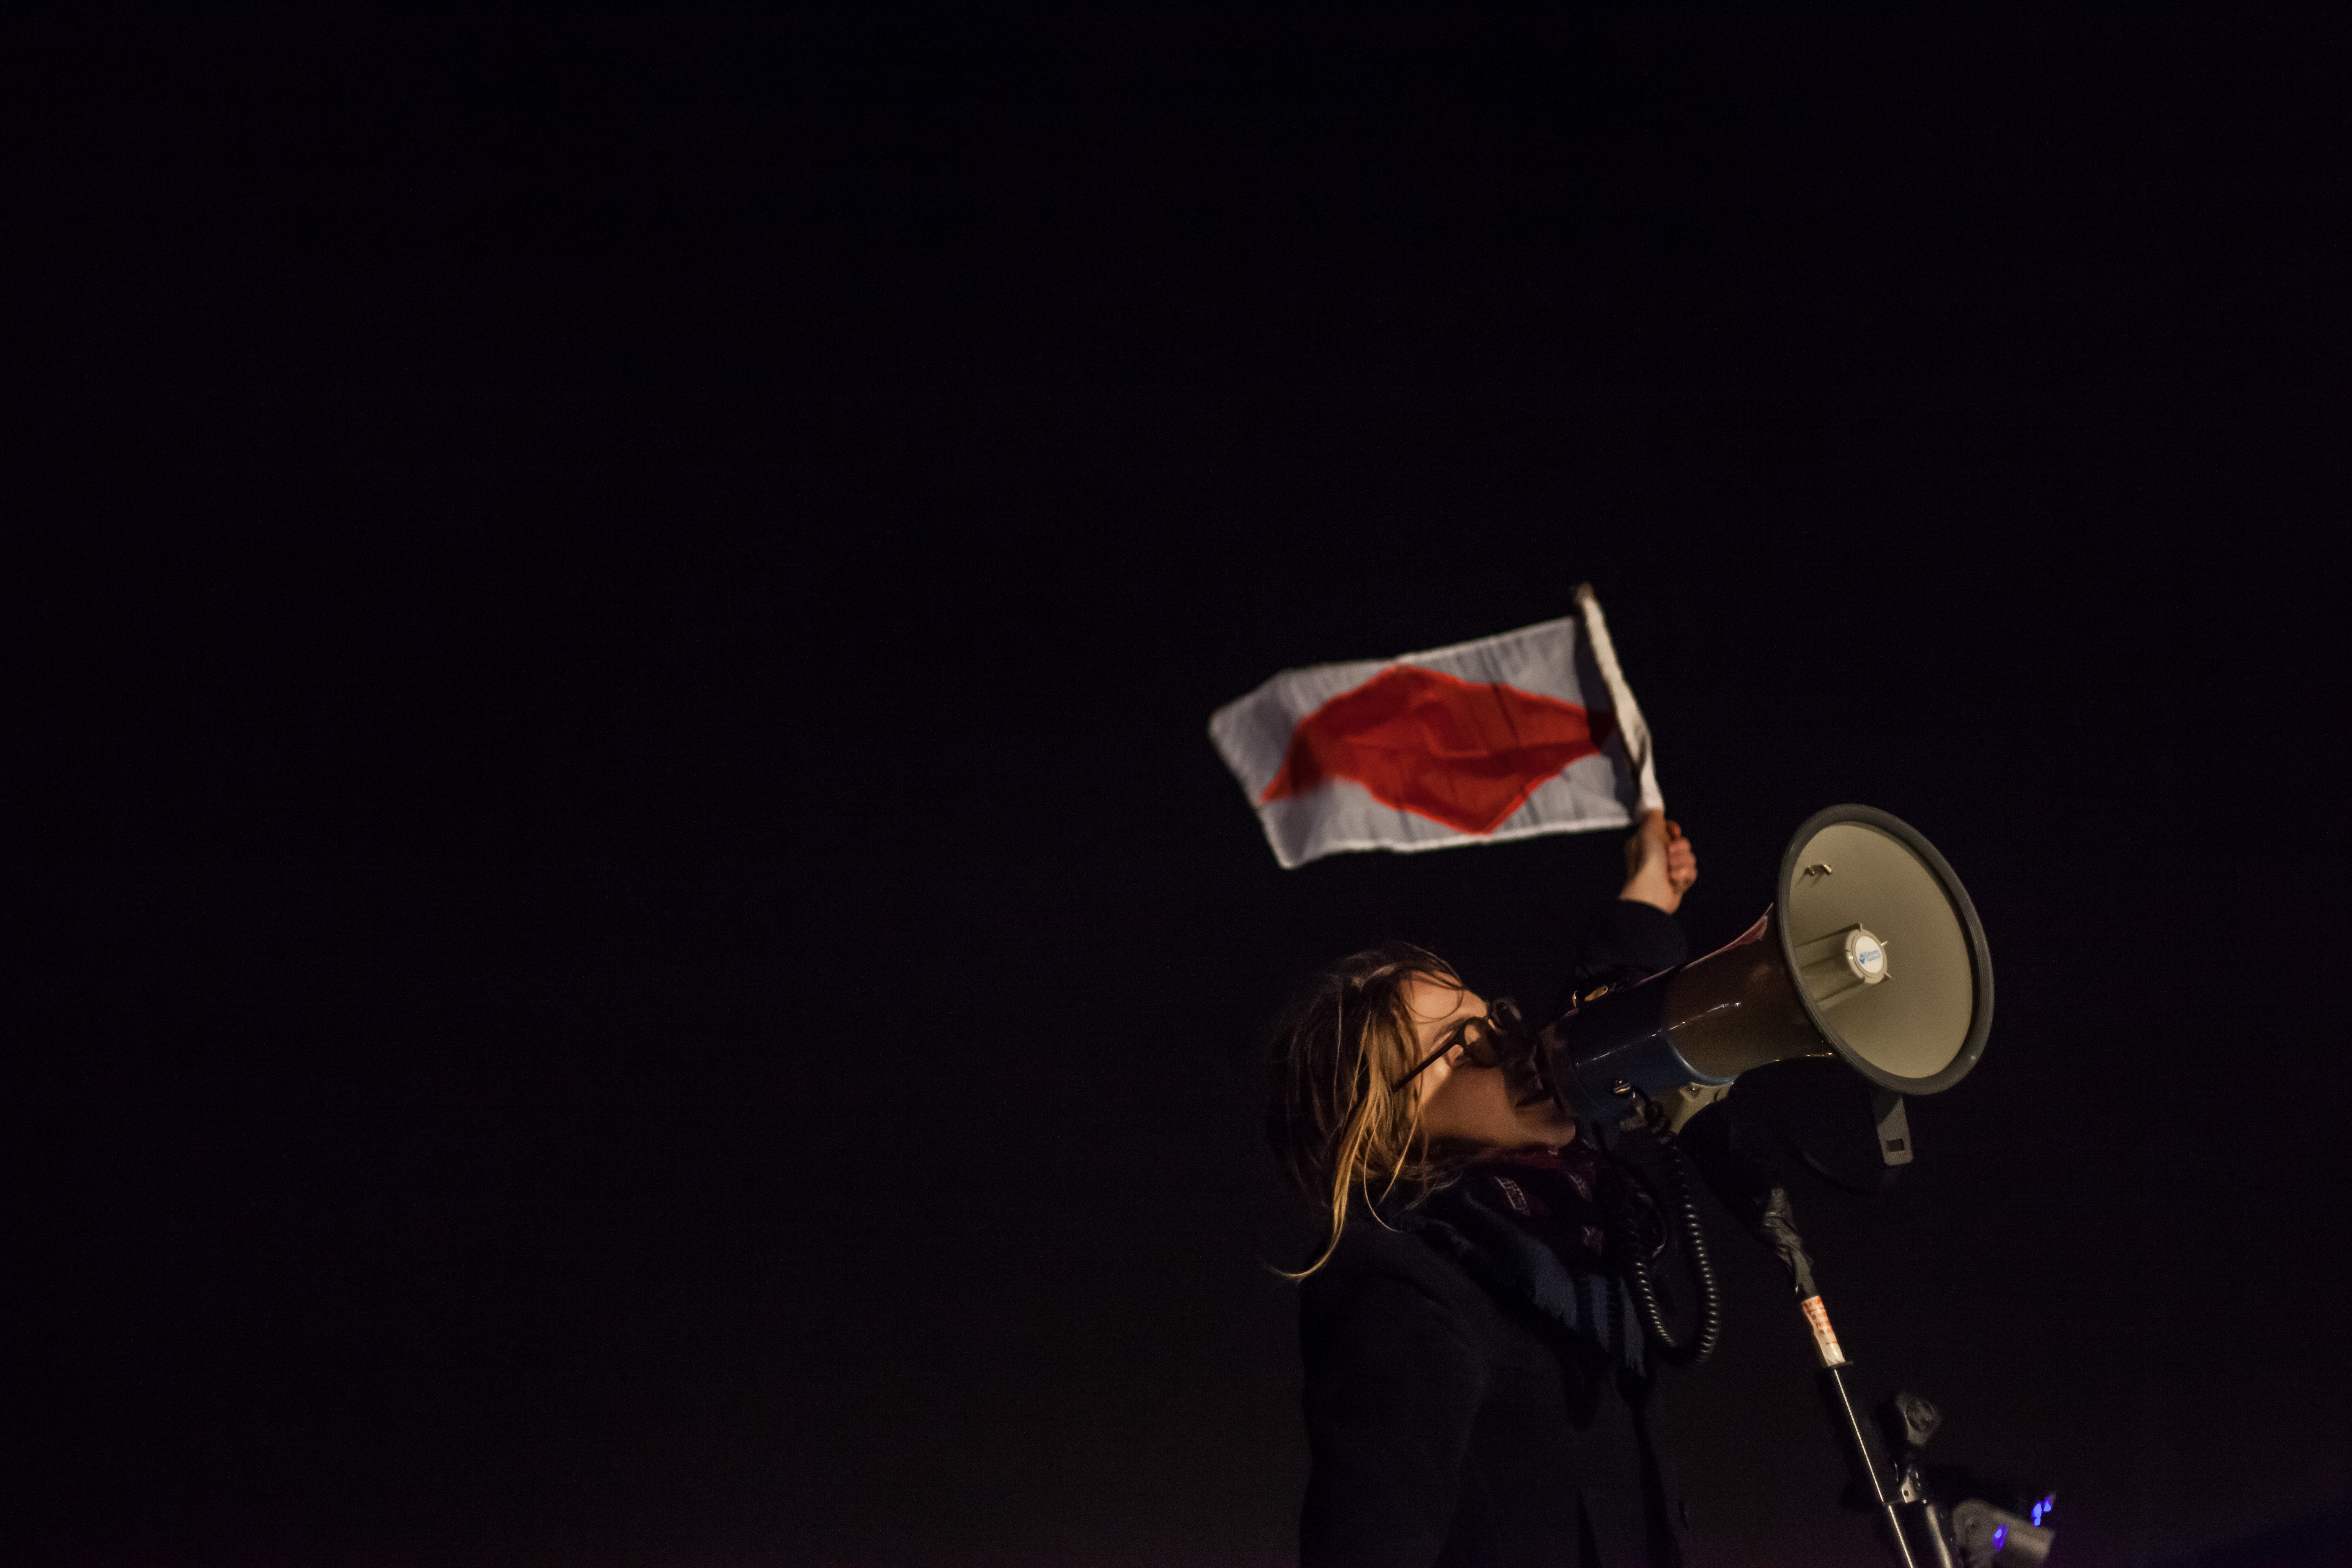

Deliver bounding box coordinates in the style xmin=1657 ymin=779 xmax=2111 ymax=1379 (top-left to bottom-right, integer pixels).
xmin=1404 ymin=1140 xmax=1668 ymax=1377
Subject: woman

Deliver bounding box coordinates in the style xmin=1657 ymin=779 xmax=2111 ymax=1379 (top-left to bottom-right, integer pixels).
xmin=1267 ymin=811 xmax=1701 ymax=1568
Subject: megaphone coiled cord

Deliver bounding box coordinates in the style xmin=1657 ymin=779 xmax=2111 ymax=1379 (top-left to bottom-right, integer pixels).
xmin=1622 ymin=1130 xmax=1723 ymax=1369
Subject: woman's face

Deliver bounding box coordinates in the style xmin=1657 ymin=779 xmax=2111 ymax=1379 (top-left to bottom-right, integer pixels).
xmin=1401 ymin=976 xmax=1578 ymax=1151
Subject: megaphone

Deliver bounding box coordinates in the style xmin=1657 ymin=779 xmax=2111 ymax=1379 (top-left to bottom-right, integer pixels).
xmin=1536 ymin=804 xmax=1994 ymax=1129
xmin=1536 ymin=805 xmax=2008 ymax=1561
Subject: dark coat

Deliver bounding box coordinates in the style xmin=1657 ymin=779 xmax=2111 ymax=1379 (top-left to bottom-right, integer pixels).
xmin=1297 ymin=900 xmax=1692 ymax=1568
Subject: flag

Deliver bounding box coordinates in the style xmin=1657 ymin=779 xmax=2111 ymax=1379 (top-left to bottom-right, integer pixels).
xmin=1208 ymin=585 xmax=1663 ymax=869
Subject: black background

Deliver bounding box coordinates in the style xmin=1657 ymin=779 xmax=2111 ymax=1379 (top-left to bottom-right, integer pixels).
xmin=6 ymin=12 xmax=2350 ymax=1567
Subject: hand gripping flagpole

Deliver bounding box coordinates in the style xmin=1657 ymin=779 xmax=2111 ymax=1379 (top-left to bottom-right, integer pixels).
xmin=1574 ymin=584 xmax=1666 ymax=818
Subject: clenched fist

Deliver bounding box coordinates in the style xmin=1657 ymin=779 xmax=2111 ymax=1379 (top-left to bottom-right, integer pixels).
xmin=1620 ymin=809 xmax=1698 ymax=915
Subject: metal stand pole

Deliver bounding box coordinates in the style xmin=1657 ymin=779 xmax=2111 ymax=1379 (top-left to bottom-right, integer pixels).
xmin=1800 ymin=1302 xmax=1961 ymax=1568
xmin=1679 ymin=1103 xmax=2045 ymax=1568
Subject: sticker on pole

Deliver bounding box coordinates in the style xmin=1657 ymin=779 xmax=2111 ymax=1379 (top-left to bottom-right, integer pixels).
xmin=1800 ymin=1295 xmax=1847 ymax=1367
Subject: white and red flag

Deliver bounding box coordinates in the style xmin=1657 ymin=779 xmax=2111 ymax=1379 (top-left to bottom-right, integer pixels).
xmin=1209 ymin=585 xmax=1664 ymax=869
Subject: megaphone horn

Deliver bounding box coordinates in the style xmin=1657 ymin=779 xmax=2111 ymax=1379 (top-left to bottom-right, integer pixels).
xmin=1536 ymin=805 xmax=1995 ymax=1128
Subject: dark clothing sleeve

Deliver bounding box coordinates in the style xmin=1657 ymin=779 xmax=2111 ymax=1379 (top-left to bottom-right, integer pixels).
xmin=1555 ymin=900 xmax=1689 ymax=1017
xmin=1299 ymin=1272 xmax=1486 ymax=1568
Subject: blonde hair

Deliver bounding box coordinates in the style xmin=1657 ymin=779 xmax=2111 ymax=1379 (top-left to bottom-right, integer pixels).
xmin=1265 ymin=941 xmax=1469 ymax=1278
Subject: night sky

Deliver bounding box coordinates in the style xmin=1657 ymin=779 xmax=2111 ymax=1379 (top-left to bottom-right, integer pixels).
xmin=8 ymin=13 xmax=2351 ymax=1568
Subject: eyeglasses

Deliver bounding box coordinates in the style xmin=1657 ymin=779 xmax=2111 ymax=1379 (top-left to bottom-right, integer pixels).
xmin=1390 ymin=995 xmax=1529 ymax=1091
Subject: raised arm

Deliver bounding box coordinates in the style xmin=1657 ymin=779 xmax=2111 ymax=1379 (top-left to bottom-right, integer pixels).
xmin=1556 ymin=812 xmax=1699 ymax=1014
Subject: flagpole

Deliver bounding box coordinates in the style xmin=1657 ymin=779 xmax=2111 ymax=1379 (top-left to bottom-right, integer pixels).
xmin=1574 ymin=584 xmax=1666 ymax=817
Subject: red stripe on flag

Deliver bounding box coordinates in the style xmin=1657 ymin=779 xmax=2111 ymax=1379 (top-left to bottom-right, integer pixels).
xmin=1258 ymin=665 xmax=1617 ymax=835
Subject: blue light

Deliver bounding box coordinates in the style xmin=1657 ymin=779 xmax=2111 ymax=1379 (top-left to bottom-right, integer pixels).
xmin=2031 ymin=1501 xmax=2044 ymax=1526
xmin=1993 ymin=1524 xmax=2009 ymax=1552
